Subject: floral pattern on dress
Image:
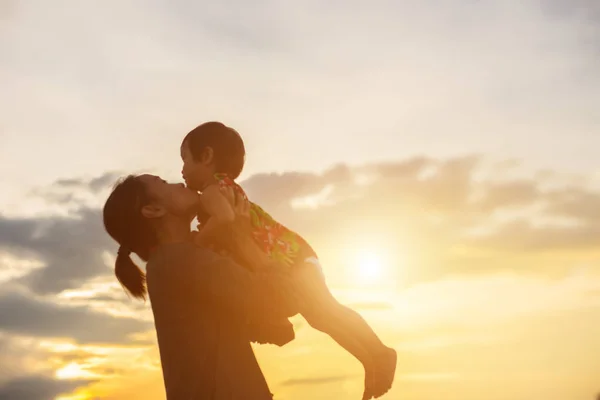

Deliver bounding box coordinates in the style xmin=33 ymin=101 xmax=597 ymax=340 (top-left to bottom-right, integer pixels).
xmin=215 ymin=173 xmax=304 ymax=266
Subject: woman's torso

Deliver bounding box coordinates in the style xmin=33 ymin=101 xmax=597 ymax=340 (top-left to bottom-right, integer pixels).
xmin=146 ymin=242 xmax=274 ymax=399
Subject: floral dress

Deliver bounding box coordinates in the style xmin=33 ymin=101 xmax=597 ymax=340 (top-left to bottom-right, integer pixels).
xmin=213 ymin=173 xmax=315 ymax=266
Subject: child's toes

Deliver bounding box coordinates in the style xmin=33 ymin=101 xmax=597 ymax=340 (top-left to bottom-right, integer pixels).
xmin=372 ymin=347 xmax=397 ymax=398
xmin=362 ymin=367 xmax=376 ymax=400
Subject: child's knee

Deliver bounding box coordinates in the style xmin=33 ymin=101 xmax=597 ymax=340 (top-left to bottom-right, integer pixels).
xmin=303 ymin=302 xmax=341 ymax=332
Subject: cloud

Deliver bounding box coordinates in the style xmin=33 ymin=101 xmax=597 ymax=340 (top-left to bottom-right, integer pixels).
xmin=0 ymin=206 xmax=115 ymax=295
xmin=0 ymin=156 xmax=597 ymax=396
xmin=243 ymin=155 xmax=600 ymax=250
xmin=0 ymin=288 xmax=150 ymax=343
xmin=0 ymin=375 xmax=92 ymax=400
xmin=2 ymin=154 xmax=600 ymax=300
xmin=53 ymin=172 xmax=122 ymax=193
xmin=0 ymin=334 xmax=48 ymax=385
xmin=245 ymin=155 xmax=600 ymax=285
xmin=27 ymin=171 xmax=123 ymax=210
xmin=0 ymin=333 xmax=98 ymax=399
xmin=0 ymin=161 xmax=597 ymax=397
xmin=1 ymin=1 xmax=599 ymax=397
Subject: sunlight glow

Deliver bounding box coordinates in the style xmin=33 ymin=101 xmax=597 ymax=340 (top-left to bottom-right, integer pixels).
xmin=55 ymin=362 xmax=97 ymax=380
xmin=354 ymin=249 xmax=386 ymax=285
xmin=55 ymin=392 xmax=92 ymax=400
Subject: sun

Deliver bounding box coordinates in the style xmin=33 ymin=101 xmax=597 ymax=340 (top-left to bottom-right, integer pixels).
xmin=353 ymin=249 xmax=386 ymax=285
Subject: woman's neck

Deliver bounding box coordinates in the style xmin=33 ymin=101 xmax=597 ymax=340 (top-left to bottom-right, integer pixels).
xmin=154 ymin=217 xmax=191 ymax=245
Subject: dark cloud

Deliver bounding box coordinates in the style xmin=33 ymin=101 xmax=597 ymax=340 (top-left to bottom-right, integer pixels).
xmin=33 ymin=171 xmax=123 ymax=207
xmin=2 ymin=157 xmax=600 ymax=300
xmin=280 ymin=374 xmax=351 ymax=387
xmin=53 ymin=171 xmax=122 ymax=193
xmin=0 ymin=288 xmax=150 ymax=343
xmin=0 ymin=375 xmax=92 ymax=400
xmin=0 ymin=207 xmax=115 ymax=295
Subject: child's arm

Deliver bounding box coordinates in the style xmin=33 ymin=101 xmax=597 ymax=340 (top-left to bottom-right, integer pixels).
xmin=192 ymin=184 xmax=236 ymax=247
xmin=196 ymin=184 xmax=277 ymax=271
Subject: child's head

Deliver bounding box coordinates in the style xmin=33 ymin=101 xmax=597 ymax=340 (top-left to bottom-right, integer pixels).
xmin=180 ymin=121 xmax=246 ymax=191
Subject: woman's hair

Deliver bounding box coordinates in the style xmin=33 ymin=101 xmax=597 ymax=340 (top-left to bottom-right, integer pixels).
xmin=103 ymin=175 xmax=157 ymax=300
xmin=183 ymin=121 xmax=246 ymax=180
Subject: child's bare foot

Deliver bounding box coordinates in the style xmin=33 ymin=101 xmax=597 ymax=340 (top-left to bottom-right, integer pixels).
xmin=371 ymin=346 xmax=397 ymax=398
xmin=362 ymin=363 xmax=376 ymax=400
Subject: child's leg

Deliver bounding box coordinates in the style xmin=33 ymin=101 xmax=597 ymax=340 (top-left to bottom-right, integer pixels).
xmin=295 ymin=259 xmax=396 ymax=398
xmin=296 ymin=258 xmax=386 ymax=356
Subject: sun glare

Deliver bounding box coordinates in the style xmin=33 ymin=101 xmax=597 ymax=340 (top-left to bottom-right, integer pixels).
xmin=55 ymin=362 xmax=96 ymax=380
xmin=354 ymin=249 xmax=386 ymax=285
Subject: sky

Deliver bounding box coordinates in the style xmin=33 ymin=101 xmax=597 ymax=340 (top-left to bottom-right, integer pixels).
xmin=1 ymin=0 xmax=600 ymax=399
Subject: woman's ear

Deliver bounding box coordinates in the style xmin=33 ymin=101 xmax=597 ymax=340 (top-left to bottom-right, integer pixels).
xmin=141 ymin=203 xmax=166 ymax=219
xmin=200 ymin=146 xmax=214 ymax=165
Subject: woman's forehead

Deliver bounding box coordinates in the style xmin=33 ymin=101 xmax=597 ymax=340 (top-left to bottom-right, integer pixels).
xmin=138 ymin=174 xmax=160 ymax=185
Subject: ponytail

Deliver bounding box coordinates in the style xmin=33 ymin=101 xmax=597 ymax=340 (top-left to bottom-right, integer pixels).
xmin=115 ymin=245 xmax=147 ymax=300
xmin=104 ymin=175 xmax=155 ymax=301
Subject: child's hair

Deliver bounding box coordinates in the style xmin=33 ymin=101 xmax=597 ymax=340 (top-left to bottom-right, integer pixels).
xmin=182 ymin=121 xmax=246 ymax=180
xmin=103 ymin=175 xmax=158 ymax=300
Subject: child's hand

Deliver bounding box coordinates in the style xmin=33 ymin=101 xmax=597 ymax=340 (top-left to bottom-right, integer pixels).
xmin=220 ymin=186 xmax=250 ymax=221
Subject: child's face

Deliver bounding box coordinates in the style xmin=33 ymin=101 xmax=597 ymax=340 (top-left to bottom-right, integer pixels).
xmin=180 ymin=140 xmax=214 ymax=191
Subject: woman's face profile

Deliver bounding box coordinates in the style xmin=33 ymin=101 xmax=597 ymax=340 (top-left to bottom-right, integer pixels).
xmin=138 ymin=174 xmax=199 ymax=218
